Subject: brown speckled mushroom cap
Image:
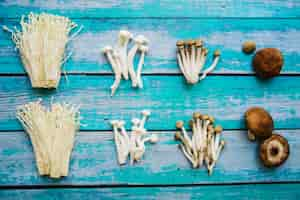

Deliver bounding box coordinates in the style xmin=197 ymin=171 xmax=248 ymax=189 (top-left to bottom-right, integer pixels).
xmin=260 ymin=134 xmax=289 ymax=167
xmin=252 ymin=48 xmax=284 ymax=79
xmin=245 ymin=107 xmax=274 ymax=140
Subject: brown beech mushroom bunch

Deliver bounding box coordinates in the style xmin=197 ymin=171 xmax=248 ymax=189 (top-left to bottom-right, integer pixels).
xmin=245 ymin=107 xmax=289 ymax=167
xmin=252 ymin=48 xmax=284 ymax=79
xmin=176 ymin=39 xmax=221 ymax=84
xmin=175 ymin=112 xmax=225 ymax=175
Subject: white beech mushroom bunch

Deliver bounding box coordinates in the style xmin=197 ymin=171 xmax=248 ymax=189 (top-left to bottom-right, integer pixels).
xmin=16 ymin=99 xmax=80 ymax=178
xmin=3 ymin=12 xmax=82 ymax=88
xmin=110 ymin=110 xmax=158 ymax=165
xmin=176 ymin=39 xmax=221 ymax=84
xmin=102 ymin=30 xmax=149 ymax=96
xmin=175 ymin=112 xmax=225 ymax=175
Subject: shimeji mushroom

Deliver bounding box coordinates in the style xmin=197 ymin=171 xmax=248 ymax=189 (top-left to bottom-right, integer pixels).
xmin=117 ymin=30 xmax=133 ymax=80
xmin=176 ymin=39 xmax=221 ymax=84
xmin=110 ymin=110 xmax=158 ymax=165
xmin=174 ymin=113 xmax=225 ymax=175
xmin=136 ymin=45 xmax=149 ymax=88
xmin=127 ymin=35 xmax=149 ymax=87
xmin=102 ymin=46 xmax=122 ymax=96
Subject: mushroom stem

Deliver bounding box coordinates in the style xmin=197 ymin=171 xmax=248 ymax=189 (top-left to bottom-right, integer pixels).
xmin=200 ymin=50 xmax=220 ymax=81
xmin=117 ymin=30 xmax=132 ymax=80
xmin=136 ymin=45 xmax=148 ymax=88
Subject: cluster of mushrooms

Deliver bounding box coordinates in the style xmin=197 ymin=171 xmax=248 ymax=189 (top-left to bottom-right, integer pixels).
xmin=175 ymin=113 xmax=225 ymax=175
xmin=176 ymin=39 xmax=221 ymax=84
xmin=245 ymin=107 xmax=289 ymax=167
xmin=102 ymin=30 xmax=149 ymax=96
xmin=110 ymin=110 xmax=158 ymax=165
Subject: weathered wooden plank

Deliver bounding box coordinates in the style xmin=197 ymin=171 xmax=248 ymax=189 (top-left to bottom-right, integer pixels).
xmin=0 ymin=76 xmax=300 ymax=130
xmin=0 ymin=130 xmax=299 ymax=185
xmin=1 ymin=0 xmax=300 ymax=18
xmin=1 ymin=184 xmax=300 ymax=199
xmin=1 ymin=18 xmax=300 ymax=74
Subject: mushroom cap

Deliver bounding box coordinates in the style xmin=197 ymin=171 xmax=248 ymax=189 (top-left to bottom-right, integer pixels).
xmin=176 ymin=40 xmax=185 ymax=47
xmin=203 ymin=48 xmax=209 ymax=55
xmin=134 ymin=35 xmax=149 ymax=45
xmin=213 ymin=50 xmax=221 ymax=57
xmin=187 ymin=39 xmax=196 ymax=46
xmin=119 ymin=30 xmax=132 ymax=39
xmin=131 ymin=118 xmax=140 ymax=125
xmin=242 ymin=41 xmax=256 ymax=54
xmin=208 ymin=116 xmax=215 ymax=124
xmin=245 ymin=107 xmax=274 ymax=140
xmin=141 ymin=109 xmax=151 ymax=116
xmin=260 ymin=134 xmax=289 ymax=167
xmin=139 ymin=45 xmax=149 ymax=53
xmin=193 ymin=112 xmax=201 ymax=119
xmin=102 ymin=46 xmax=113 ymax=53
xmin=195 ymin=39 xmax=203 ymax=47
xmin=176 ymin=120 xmax=184 ymax=129
xmin=252 ymin=48 xmax=284 ymax=79
xmin=110 ymin=120 xmax=119 ymax=126
xmin=214 ymin=125 xmax=223 ymax=134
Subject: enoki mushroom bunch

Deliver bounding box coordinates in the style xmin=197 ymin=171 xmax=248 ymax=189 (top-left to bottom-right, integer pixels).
xmin=175 ymin=113 xmax=225 ymax=175
xmin=16 ymin=100 xmax=80 ymax=178
xmin=102 ymin=30 xmax=149 ymax=96
xmin=176 ymin=39 xmax=221 ymax=84
xmin=110 ymin=110 xmax=158 ymax=165
xmin=3 ymin=12 xmax=82 ymax=88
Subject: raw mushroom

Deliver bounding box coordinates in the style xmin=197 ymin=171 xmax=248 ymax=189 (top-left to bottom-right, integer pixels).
xmin=117 ymin=30 xmax=133 ymax=80
xmin=260 ymin=134 xmax=289 ymax=167
xmin=242 ymin=41 xmax=256 ymax=54
xmin=245 ymin=107 xmax=274 ymax=141
xmin=252 ymin=48 xmax=284 ymax=79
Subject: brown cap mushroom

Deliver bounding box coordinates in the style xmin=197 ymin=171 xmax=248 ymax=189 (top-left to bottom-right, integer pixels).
xmin=260 ymin=134 xmax=289 ymax=167
xmin=252 ymin=48 xmax=284 ymax=79
xmin=242 ymin=41 xmax=256 ymax=54
xmin=245 ymin=107 xmax=274 ymax=141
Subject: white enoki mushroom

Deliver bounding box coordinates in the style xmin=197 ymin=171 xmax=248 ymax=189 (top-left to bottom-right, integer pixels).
xmin=176 ymin=39 xmax=220 ymax=84
xmin=117 ymin=30 xmax=133 ymax=80
xmin=3 ymin=12 xmax=82 ymax=88
xmin=127 ymin=35 xmax=149 ymax=87
xmin=16 ymin=100 xmax=80 ymax=178
xmin=102 ymin=46 xmax=122 ymax=96
xmin=175 ymin=113 xmax=225 ymax=175
xmin=136 ymin=45 xmax=149 ymax=88
xmin=111 ymin=110 xmax=158 ymax=165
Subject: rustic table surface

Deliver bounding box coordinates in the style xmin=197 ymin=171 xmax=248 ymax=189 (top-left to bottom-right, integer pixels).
xmin=0 ymin=1 xmax=300 ymax=199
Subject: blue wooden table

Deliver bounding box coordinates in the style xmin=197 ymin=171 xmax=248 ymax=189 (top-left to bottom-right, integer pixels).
xmin=1 ymin=1 xmax=300 ymax=199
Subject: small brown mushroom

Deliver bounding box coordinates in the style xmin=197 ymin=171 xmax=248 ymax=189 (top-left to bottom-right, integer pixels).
xmin=252 ymin=48 xmax=284 ymax=79
xmin=260 ymin=134 xmax=289 ymax=167
xmin=245 ymin=107 xmax=274 ymax=141
xmin=242 ymin=41 xmax=256 ymax=54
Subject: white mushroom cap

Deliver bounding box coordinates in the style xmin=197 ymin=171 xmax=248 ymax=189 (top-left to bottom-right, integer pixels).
xmin=118 ymin=30 xmax=133 ymax=44
xmin=117 ymin=120 xmax=125 ymax=127
xmin=134 ymin=35 xmax=149 ymax=45
xmin=131 ymin=118 xmax=140 ymax=125
xmin=139 ymin=45 xmax=149 ymax=53
xmin=142 ymin=110 xmax=151 ymax=116
xmin=149 ymin=134 xmax=159 ymax=143
xmin=102 ymin=45 xmax=113 ymax=53
xmin=110 ymin=120 xmax=119 ymax=126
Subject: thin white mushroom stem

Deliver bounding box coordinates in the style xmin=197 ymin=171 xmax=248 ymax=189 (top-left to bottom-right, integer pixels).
xmin=102 ymin=46 xmax=121 ymax=96
xmin=117 ymin=30 xmax=133 ymax=80
xmin=110 ymin=120 xmax=125 ymax=165
xmin=199 ymin=48 xmax=208 ymax=74
xmin=136 ymin=45 xmax=149 ymax=88
xmin=176 ymin=121 xmax=193 ymax=149
xmin=200 ymin=50 xmax=221 ymax=81
xmin=209 ymin=140 xmax=225 ymax=175
xmin=139 ymin=110 xmax=151 ymax=129
xmin=179 ymin=144 xmax=198 ymax=168
xmin=186 ymin=40 xmax=198 ymax=83
xmin=177 ymin=51 xmax=190 ymax=81
xmin=177 ymin=41 xmax=192 ymax=82
xmin=127 ymin=35 xmax=149 ymax=87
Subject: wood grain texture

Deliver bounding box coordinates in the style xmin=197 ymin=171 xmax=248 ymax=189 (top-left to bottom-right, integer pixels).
xmin=0 ymin=130 xmax=299 ymax=186
xmin=1 ymin=0 xmax=300 ymax=18
xmin=0 ymin=76 xmax=299 ymax=131
xmin=1 ymin=18 xmax=300 ymax=74
xmin=1 ymin=183 xmax=300 ymax=199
